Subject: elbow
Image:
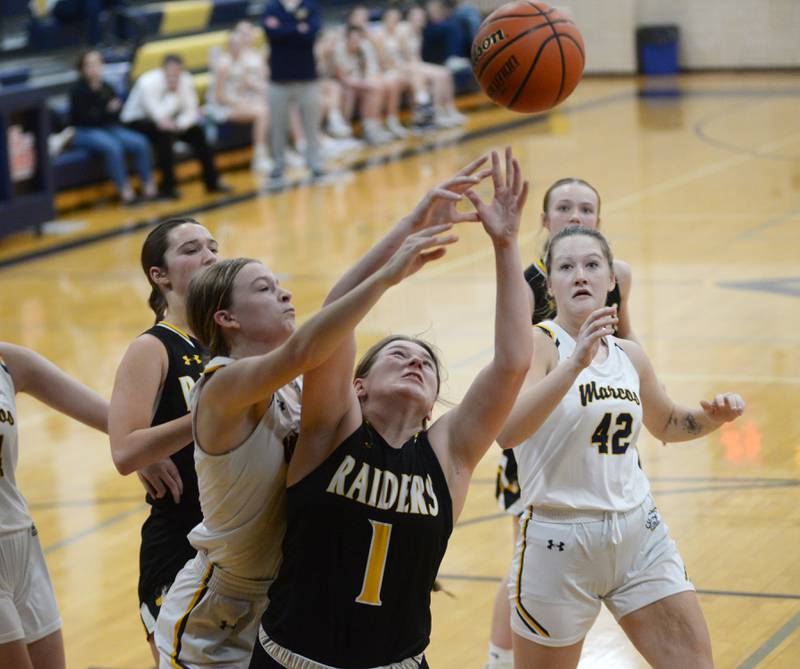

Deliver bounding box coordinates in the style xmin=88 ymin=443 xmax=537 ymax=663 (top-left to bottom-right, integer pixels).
xmin=497 ymin=353 xmax=531 ymax=384
xmin=109 ymin=442 xmax=136 ymax=475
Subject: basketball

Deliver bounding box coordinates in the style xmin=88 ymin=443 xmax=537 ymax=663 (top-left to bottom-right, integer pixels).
xmin=471 ymin=1 xmax=585 ymax=113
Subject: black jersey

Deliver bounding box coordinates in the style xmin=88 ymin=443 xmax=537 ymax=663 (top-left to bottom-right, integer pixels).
xmin=263 ymin=422 xmax=453 ymax=668
xmin=138 ymin=322 xmax=205 ymax=626
xmin=524 ymin=257 xmax=622 ymax=325
xmin=142 ymin=322 xmax=204 ymax=517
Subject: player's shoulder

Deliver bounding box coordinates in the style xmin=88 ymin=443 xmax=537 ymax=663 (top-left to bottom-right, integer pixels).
xmin=612 ymin=258 xmax=632 ymax=287
xmin=613 ymin=337 xmax=645 ymax=368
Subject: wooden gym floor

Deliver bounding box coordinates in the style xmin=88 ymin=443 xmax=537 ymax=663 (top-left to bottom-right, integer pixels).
xmin=2 ymin=72 xmax=799 ymax=668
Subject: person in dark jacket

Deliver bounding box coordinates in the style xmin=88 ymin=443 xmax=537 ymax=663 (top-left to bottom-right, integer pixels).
xmin=69 ymin=50 xmax=157 ymax=204
xmin=261 ymin=0 xmax=324 ymax=181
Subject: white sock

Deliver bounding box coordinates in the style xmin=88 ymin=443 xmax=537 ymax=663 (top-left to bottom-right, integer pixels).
xmin=486 ymin=641 xmax=513 ymax=669
xmin=415 ymin=90 xmax=431 ymax=106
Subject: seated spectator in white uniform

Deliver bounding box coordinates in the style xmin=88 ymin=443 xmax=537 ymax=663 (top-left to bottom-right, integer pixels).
xmin=207 ymin=22 xmax=272 ymax=173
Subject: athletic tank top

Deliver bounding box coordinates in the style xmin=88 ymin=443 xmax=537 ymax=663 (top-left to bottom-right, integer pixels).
xmin=398 ymin=22 xmax=421 ymax=61
xmin=142 ymin=322 xmax=204 ymax=525
xmin=524 ymin=257 xmax=622 ymax=325
xmin=187 ymin=356 xmax=301 ymax=581
xmin=515 ymin=321 xmax=650 ymax=512
xmin=377 ymin=27 xmax=403 ymax=69
xmin=0 ymin=359 xmax=29 ymax=536
xmin=264 ymin=422 xmax=453 ymax=668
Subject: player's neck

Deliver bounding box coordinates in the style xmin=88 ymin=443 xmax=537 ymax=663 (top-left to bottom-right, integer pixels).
xmin=363 ymin=404 xmax=424 ymax=449
xmin=554 ymin=312 xmax=585 ymax=339
xmin=161 ymin=307 xmax=191 ymax=335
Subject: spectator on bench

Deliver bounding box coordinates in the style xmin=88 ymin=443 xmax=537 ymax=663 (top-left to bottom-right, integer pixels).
xmin=207 ymin=22 xmax=272 ymax=173
xmin=121 ymin=54 xmax=231 ymax=200
xmin=69 ymin=49 xmax=157 ymax=205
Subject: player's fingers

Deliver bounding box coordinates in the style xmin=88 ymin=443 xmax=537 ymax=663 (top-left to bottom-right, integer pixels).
xmin=432 ymin=188 xmax=463 ymax=201
xmin=456 ymin=154 xmax=488 ymax=177
xmin=453 ymin=212 xmax=481 ymax=223
xmin=425 ymin=233 xmax=459 ymax=248
xmin=699 ymin=399 xmax=713 ymax=414
xmin=441 ymin=175 xmax=480 ymax=191
xmin=463 ymin=189 xmax=484 ymax=210
xmin=149 ymin=475 xmax=167 ymax=499
xmin=165 ymin=473 xmax=181 ymax=504
xmin=137 ymin=474 xmax=157 ymax=498
xmin=419 ymin=247 xmax=448 ymax=265
xmin=517 ymin=180 xmax=530 ymax=210
xmin=505 ymin=146 xmax=513 ymax=188
xmin=414 ymin=222 xmax=454 ymax=237
xmin=511 ymin=158 xmax=522 ymax=194
xmin=490 ymin=151 xmax=502 ymax=191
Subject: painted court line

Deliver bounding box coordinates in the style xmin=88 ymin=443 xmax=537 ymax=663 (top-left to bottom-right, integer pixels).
xmin=736 ymin=608 xmax=800 ymax=669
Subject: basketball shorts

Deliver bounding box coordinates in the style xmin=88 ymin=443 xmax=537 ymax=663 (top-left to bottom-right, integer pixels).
xmin=139 ymin=509 xmax=200 ymax=636
xmin=495 ymin=449 xmax=524 ymax=516
xmin=510 ymin=494 xmax=694 ymax=647
xmin=0 ymin=526 xmax=62 ymax=644
xmin=154 ymin=550 xmax=270 ymax=669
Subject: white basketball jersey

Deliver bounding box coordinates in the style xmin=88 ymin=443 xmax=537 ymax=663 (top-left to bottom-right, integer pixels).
xmin=515 ymin=321 xmax=650 ymax=512
xmin=0 ymin=359 xmax=31 ymax=535
xmin=188 ymin=357 xmax=301 ymax=581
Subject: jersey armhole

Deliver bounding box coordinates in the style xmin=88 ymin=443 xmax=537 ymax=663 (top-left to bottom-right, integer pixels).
xmin=534 ymin=323 xmax=557 ymax=346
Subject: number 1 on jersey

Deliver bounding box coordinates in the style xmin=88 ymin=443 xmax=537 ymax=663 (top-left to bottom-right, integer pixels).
xmin=356 ymin=520 xmax=392 ymax=606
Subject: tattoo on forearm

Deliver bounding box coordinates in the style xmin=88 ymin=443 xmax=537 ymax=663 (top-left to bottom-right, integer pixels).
xmin=664 ymin=409 xmax=702 ymax=436
xmin=683 ymin=413 xmax=701 ymax=435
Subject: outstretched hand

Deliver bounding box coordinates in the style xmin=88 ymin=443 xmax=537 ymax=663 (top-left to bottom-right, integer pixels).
xmin=406 ymin=155 xmax=492 ymax=232
xmin=570 ymin=306 xmax=618 ymax=370
xmin=381 ymin=223 xmax=458 ymax=285
xmin=464 ymin=146 xmax=529 ymax=245
xmin=700 ymin=393 xmax=745 ymax=423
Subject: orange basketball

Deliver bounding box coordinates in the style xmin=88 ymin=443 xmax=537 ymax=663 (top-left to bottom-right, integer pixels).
xmin=471 ymin=1 xmax=585 ymax=113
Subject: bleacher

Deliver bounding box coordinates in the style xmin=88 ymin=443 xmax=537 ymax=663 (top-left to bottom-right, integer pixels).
xmin=0 ymin=0 xmax=480 ymax=216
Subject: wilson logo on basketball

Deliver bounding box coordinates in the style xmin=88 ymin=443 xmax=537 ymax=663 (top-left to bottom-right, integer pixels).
xmin=471 ymin=29 xmax=506 ymax=65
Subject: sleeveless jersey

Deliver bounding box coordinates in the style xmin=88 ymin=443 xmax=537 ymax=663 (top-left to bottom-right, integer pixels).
xmin=0 ymin=359 xmax=29 ymax=536
xmin=515 ymin=321 xmax=650 ymax=512
xmin=263 ymin=422 xmax=453 ymax=668
xmin=524 ymin=257 xmax=622 ymax=325
xmin=142 ymin=322 xmax=204 ymax=523
xmin=187 ymin=356 xmax=301 ymax=581
xmin=495 ymin=259 xmax=624 ymax=511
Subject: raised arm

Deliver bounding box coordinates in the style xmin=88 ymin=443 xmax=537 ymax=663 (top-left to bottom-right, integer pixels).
xmin=324 ymin=155 xmax=489 ymax=305
xmin=0 ymin=342 xmax=107 ymax=432
xmin=497 ymin=307 xmax=618 ymax=448
xmin=432 ymin=148 xmax=531 ymax=475
xmin=202 ymin=225 xmax=460 ymax=421
xmin=618 ymin=339 xmax=744 ymax=442
xmin=108 ymin=335 xmax=194 ymax=475
xmin=288 ymin=225 xmax=464 ymax=482
xmin=613 ymin=259 xmax=640 ymax=344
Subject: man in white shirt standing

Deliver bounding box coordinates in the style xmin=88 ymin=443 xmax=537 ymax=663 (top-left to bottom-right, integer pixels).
xmin=121 ymin=54 xmax=230 ymax=200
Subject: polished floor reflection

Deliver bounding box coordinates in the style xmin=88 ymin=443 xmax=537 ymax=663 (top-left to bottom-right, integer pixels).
xmin=3 ymin=72 xmax=799 ymax=668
